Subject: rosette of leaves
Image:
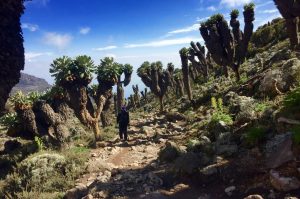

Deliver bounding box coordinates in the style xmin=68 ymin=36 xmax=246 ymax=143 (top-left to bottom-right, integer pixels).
xmin=41 ymin=86 xmax=65 ymax=101
xmin=0 ymin=112 xmax=19 ymax=130
xmin=70 ymin=55 xmax=95 ymax=86
xmin=97 ymin=57 xmax=123 ymax=85
xmin=9 ymin=91 xmax=32 ymax=110
xmin=50 ymin=55 xmax=95 ymax=87
xmin=230 ymin=9 xmax=239 ymax=19
xmin=49 ymin=56 xmax=73 ymax=86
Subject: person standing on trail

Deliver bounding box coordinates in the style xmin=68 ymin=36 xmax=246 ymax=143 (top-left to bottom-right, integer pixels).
xmin=117 ymin=105 xmax=130 ymax=141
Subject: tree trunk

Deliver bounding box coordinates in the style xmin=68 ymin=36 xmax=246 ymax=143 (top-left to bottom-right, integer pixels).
xmin=181 ymin=55 xmax=193 ymax=100
xmin=18 ymin=108 xmax=38 ymax=138
xmin=117 ymin=79 xmax=124 ymax=113
xmin=286 ymin=17 xmax=300 ymax=49
xmin=0 ymin=0 xmax=25 ymax=114
xmin=100 ymin=111 xmax=110 ymax=127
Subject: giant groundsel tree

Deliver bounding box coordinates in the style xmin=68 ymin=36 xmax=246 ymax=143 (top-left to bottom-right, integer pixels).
xmin=137 ymin=61 xmax=172 ymax=111
xmin=50 ymin=56 xmax=122 ymax=140
xmin=200 ymin=3 xmax=255 ymax=81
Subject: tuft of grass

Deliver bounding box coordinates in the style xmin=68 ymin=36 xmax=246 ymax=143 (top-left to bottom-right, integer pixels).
xmin=102 ymin=126 xmax=118 ymax=141
xmin=254 ymin=102 xmax=270 ymax=113
xmin=211 ymin=112 xmax=233 ymax=125
xmin=244 ymin=126 xmax=266 ymax=145
xmin=283 ymin=87 xmax=300 ymax=108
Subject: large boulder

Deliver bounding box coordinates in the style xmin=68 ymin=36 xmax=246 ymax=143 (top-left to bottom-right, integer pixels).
xmin=270 ymin=170 xmax=300 ymax=192
xmin=173 ymin=152 xmax=202 ymax=175
xmin=225 ymin=92 xmax=256 ymax=124
xmin=215 ymin=132 xmax=238 ymax=157
xmin=265 ymin=133 xmax=295 ymax=168
xmin=158 ymin=141 xmax=184 ymax=162
xmin=259 ymin=58 xmax=300 ymax=98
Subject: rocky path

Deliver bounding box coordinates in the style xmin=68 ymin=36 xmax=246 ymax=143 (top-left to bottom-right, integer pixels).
xmin=65 ymin=113 xmax=202 ymax=199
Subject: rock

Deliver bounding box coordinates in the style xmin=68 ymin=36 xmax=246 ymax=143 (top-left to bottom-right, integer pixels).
xmin=64 ymin=184 xmax=88 ymax=199
xmin=173 ymin=152 xmax=201 ymax=174
xmin=199 ymin=164 xmax=218 ymax=176
xmin=169 ymin=123 xmax=184 ymax=132
xmin=158 ymin=141 xmax=183 ymax=162
xmin=91 ymin=153 xmax=97 ymax=157
xmin=265 ymin=133 xmax=294 ymax=169
xmin=140 ymin=126 xmax=155 ymax=137
xmin=197 ymin=194 xmax=211 ymax=199
xmin=209 ymin=121 xmax=231 ymax=141
xmin=270 ymin=170 xmax=300 ymax=191
xmin=224 ymin=186 xmax=236 ymax=196
xmin=259 ymin=58 xmax=300 ymax=97
xmin=3 ymin=139 xmax=22 ymax=152
xmin=165 ymin=112 xmax=186 ymax=122
xmin=225 ymin=92 xmax=256 ymax=123
xmin=81 ymin=194 xmax=93 ymax=199
xmin=215 ymin=144 xmax=238 ymax=156
xmin=244 ymin=195 xmax=264 ymax=199
xmin=187 ymin=136 xmax=212 ymax=154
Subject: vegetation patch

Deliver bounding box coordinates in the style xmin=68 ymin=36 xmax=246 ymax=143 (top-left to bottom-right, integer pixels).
xmin=244 ymin=126 xmax=266 ymax=146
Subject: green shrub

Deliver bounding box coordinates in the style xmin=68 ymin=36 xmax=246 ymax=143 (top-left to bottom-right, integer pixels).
xmin=254 ymin=102 xmax=270 ymax=113
xmin=34 ymin=136 xmax=44 ymax=151
xmin=244 ymin=126 xmax=266 ymax=145
xmin=211 ymin=112 xmax=233 ymax=125
xmin=0 ymin=112 xmax=19 ymax=130
xmin=283 ymin=87 xmax=300 ymax=108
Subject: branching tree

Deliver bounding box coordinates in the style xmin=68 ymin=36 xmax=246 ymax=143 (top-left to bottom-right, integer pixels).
xmin=200 ymin=3 xmax=255 ymax=81
xmin=188 ymin=42 xmax=209 ymax=80
xmin=140 ymin=88 xmax=148 ymax=102
xmin=0 ymin=0 xmax=25 ymax=114
xmin=137 ymin=61 xmax=172 ymax=111
xmin=132 ymin=85 xmax=141 ymax=107
xmin=50 ymin=56 xmax=121 ymax=140
xmin=173 ymin=69 xmax=184 ymax=97
xmin=116 ymin=63 xmax=133 ymax=113
xmin=179 ymin=48 xmax=193 ymax=100
xmin=273 ymin=0 xmax=300 ymax=49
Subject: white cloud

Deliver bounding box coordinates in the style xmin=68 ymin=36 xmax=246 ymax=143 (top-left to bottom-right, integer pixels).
xmin=124 ymin=37 xmax=201 ymax=48
xmin=22 ymin=23 xmax=39 ymax=32
xmin=167 ymin=24 xmax=199 ymax=35
xmin=207 ymin=6 xmax=217 ymax=11
xmin=43 ymin=32 xmax=72 ymax=49
xmin=256 ymin=1 xmax=273 ymax=8
xmin=104 ymin=54 xmax=116 ymax=59
xmin=25 ymin=52 xmax=52 ymax=62
xmin=220 ymin=0 xmax=251 ymax=7
xmin=197 ymin=16 xmax=210 ymax=22
xmin=93 ymin=45 xmax=118 ymax=51
xmin=259 ymin=9 xmax=278 ymax=14
xmin=79 ymin=27 xmax=91 ymax=35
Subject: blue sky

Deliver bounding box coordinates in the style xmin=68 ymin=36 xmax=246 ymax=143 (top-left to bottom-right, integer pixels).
xmin=22 ymin=0 xmax=280 ymax=96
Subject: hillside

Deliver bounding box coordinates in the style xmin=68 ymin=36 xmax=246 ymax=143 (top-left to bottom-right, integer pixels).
xmin=1 ymin=14 xmax=300 ymax=199
xmin=11 ymin=73 xmax=51 ymax=94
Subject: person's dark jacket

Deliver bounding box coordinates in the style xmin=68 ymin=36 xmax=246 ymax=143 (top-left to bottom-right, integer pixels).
xmin=117 ymin=110 xmax=129 ymax=128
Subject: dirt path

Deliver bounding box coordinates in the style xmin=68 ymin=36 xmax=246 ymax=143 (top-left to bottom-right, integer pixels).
xmin=66 ymin=114 xmax=231 ymax=199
